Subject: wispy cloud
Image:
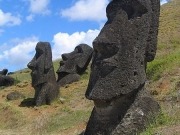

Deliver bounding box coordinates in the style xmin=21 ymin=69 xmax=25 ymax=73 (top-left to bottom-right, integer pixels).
xmin=26 ymin=0 xmax=51 ymax=21
xmin=61 ymin=0 xmax=108 ymax=22
xmin=0 ymin=9 xmax=21 ymax=26
xmin=161 ymin=0 xmax=169 ymax=5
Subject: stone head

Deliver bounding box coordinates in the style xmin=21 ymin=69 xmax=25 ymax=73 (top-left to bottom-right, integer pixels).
xmin=57 ymin=44 xmax=93 ymax=75
xmin=27 ymin=42 xmax=53 ymax=86
xmin=85 ymin=0 xmax=159 ymax=101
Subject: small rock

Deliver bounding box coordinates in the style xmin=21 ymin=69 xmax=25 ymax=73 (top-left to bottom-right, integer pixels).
xmin=59 ymin=97 xmax=66 ymax=104
xmin=7 ymin=91 xmax=25 ymax=100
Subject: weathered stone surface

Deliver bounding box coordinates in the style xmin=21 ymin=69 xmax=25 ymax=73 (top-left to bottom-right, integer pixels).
xmin=7 ymin=91 xmax=25 ymax=100
xmin=0 ymin=69 xmax=8 ymax=76
xmin=57 ymin=44 xmax=93 ymax=86
xmin=0 ymin=75 xmax=15 ymax=86
xmin=27 ymin=42 xmax=59 ymax=106
xmin=84 ymin=0 xmax=160 ymax=134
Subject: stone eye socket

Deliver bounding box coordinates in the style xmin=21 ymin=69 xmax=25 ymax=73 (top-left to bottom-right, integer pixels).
xmin=75 ymin=46 xmax=83 ymax=53
xmin=35 ymin=48 xmax=44 ymax=59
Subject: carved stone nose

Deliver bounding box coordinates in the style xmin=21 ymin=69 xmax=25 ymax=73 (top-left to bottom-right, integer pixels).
xmin=61 ymin=54 xmax=69 ymax=61
xmin=27 ymin=62 xmax=34 ymax=69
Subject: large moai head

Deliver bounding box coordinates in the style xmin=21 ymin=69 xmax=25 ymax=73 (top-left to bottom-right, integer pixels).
xmin=57 ymin=44 xmax=93 ymax=86
xmin=85 ymin=0 xmax=160 ymax=101
xmin=27 ymin=42 xmax=59 ymax=106
xmin=84 ymin=0 xmax=160 ymax=134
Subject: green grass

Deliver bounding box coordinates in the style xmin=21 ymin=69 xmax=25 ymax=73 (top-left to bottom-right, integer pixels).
xmin=0 ymin=102 xmax=26 ymax=129
xmin=147 ymin=49 xmax=180 ymax=81
xmin=46 ymin=110 xmax=91 ymax=133
xmin=140 ymin=110 xmax=177 ymax=135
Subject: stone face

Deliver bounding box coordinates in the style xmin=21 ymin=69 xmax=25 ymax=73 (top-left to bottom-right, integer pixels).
xmin=27 ymin=42 xmax=59 ymax=106
xmin=57 ymin=44 xmax=93 ymax=86
xmin=84 ymin=0 xmax=160 ymax=134
xmin=0 ymin=69 xmax=8 ymax=76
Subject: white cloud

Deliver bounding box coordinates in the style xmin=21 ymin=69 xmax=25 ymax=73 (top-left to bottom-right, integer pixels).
xmin=161 ymin=0 xmax=168 ymax=5
xmin=61 ymin=0 xmax=108 ymax=22
xmin=0 ymin=37 xmax=38 ymax=71
xmin=52 ymin=29 xmax=99 ymax=59
xmin=29 ymin=0 xmax=50 ymax=15
xmin=0 ymin=9 xmax=21 ymax=26
xmin=26 ymin=14 xmax=34 ymax=22
xmin=26 ymin=0 xmax=50 ymax=21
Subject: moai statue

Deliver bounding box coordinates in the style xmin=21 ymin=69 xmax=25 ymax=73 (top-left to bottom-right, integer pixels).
xmin=84 ymin=0 xmax=160 ymax=134
xmin=27 ymin=42 xmax=59 ymax=106
xmin=57 ymin=44 xmax=93 ymax=86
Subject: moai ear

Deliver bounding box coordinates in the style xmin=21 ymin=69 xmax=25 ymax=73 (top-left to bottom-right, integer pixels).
xmin=145 ymin=0 xmax=160 ymax=62
xmin=44 ymin=43 xmax=53 ymax=71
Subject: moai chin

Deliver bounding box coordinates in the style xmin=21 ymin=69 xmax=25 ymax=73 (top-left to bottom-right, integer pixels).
xmin=27 ymin=42 xmax=59 ymax=106
xmin=56 ymin=44 xmax=93 ymax=86
xmin=84 ymin=0 xmax=160 ymax=134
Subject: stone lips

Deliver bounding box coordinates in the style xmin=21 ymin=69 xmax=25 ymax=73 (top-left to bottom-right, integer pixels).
xmin=27 ymin=42 xmax=59 ymax=106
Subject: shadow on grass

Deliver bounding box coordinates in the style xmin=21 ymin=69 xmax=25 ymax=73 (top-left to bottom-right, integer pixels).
xmin=19 ymin=98 xmax=35 ymax=107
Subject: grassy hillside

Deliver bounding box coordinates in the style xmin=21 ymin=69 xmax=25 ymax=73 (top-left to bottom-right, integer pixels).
xmin=0 ymin=0 xmax=180 ymax=134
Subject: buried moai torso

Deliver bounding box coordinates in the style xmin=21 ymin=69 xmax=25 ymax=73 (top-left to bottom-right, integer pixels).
xmin=84 ymin=0 xmax=160 ymax=134
xmin=57 ymin=44 xmax=93 ymax=86
xmin=27 ymin=42 xmax=59 ymax=106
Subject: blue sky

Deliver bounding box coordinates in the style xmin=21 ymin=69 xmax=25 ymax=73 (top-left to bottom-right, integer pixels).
xmin=0 ymin=0 xmax=168 ymax=72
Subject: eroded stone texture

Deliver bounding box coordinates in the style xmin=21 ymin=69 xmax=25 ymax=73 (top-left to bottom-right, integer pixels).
xmin=27 ymin=42 xmax=59 ymax=106
xmin=0 ymin=69 xmax=8 ymax=76
xmin=84 ymin=0 xmax=160 ymax=134
xmin=57 ymin=44 xmax=93 ymax=86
